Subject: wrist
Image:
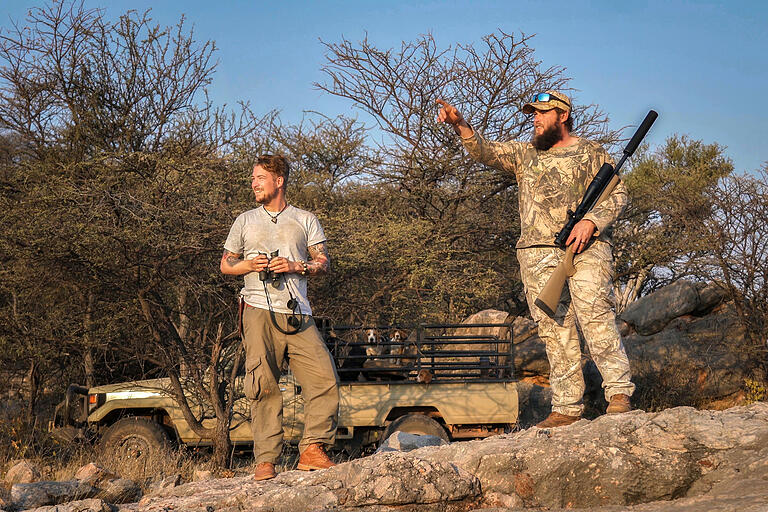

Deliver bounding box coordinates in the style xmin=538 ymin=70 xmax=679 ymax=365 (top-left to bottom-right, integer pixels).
xmin=297 ymin=260 xmax=309 ymax=276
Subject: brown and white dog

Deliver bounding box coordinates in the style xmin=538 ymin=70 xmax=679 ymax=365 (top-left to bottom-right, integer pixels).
xmin=364 ymin=328 xmax=386 ymax=358
xmin=389 ymin=329 xmax=418 ymax=365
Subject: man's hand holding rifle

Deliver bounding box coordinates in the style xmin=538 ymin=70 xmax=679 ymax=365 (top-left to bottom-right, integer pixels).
xmin=437 ymin=91 xmax=656 ymax=429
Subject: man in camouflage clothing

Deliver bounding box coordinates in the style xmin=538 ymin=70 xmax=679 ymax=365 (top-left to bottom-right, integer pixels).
xmin=436 ymin=91 xmax=634 ymax=428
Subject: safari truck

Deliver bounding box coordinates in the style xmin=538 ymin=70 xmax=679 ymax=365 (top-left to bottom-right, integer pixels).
xmin=49 ymin=322 xmax=518 ymax=460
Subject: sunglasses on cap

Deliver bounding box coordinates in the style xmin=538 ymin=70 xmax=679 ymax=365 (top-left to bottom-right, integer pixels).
xmin=531 ymin=93 xmax=570 ymax=107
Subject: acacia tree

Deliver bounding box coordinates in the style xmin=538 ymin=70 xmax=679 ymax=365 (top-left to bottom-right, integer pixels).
xmin=0 ymin=0 xmax=262 ymax=467
xmin=703 ymin=167 xmax=768 ymax=348
xmin=314 ymin=31 xmax=618 ymax=322
xmin=613 ymin=136 xmax=734 ymax=309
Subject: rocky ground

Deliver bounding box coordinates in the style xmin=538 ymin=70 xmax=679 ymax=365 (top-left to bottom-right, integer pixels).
xmin=5 ymin=402 xmax=767 ymax=512
xmin=4 ymin=280 xmax=766 ymax=511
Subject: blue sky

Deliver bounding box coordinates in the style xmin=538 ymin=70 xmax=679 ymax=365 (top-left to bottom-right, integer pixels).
xmin=2 ymin=1 xmax=766 ymax=172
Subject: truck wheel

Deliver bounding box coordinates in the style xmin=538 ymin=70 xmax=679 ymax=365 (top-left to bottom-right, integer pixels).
xmin=382 ymin=414 xmax=449 ymax=443
xmin=99 ymin=417 xmax=171 ymax=461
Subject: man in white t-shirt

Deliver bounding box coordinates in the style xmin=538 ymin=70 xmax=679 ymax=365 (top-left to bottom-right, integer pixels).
xmin=221 ymin=155 xmax=339 ymax=481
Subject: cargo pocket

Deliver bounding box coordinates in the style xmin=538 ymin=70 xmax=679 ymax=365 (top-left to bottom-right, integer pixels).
xmin=244 ymin=358 xmax=263 ymax=400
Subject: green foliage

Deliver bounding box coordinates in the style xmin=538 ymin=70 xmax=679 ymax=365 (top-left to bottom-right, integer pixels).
xmin=8 ymin=4 xmax=765 ymax=453
xmin=613 ymin=136 xmax=734 ymax=308
xmin=744 ymin=378 xmax=767 ymax=404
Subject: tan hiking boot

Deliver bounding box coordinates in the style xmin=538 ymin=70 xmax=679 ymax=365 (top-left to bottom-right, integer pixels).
xmin=253 ymin=462 xmax=276 ymax=481
xmin=607 ymin=393 xmax=631 ymax=414
xmin=535 ymin=411 xmax=581 ymax=428
xmin=297 ymin=443 xmax=336 ymax=471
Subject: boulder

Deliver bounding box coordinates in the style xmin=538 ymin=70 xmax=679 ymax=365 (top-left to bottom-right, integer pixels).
xmin=515 ymin=381 xmax=552 ymax=428
xmin=24 ymin=498 xmax=113 ymax=512
xmin=376 ymin=432 xmax=448 ymax=453
xmin=192 ymin=469 xmax=214 ymax=482
xmin=619 ymin=280 xmax=727 ymax=336
xmin=624 ymin=301 xmax=758 ymax=407
xmin=11 ymin=481 xmax=99 ymax=510
xmin=96 ymin=478 xmax=141 ymax=504
xmin=692 ymin=280 xmax=729 ymax=314
xmin=146 ymin=473 xmax=181 ymax=495
xmin=509 ymin=317 xmax=548 ymax=380
xmin=138 ymin=453 xmax=480 ymax=511
xmin=447 ymin=309 xmax=513 ymax=377
xmin=73 ymin=464 xmax=116 ymax=486
xmin=5 ymin=460 xmax=42 ymax=485
xmin=127 ymin=403 xmax=768 ymax=512
xmin=505 ymin=281 xmax=757 ymax=412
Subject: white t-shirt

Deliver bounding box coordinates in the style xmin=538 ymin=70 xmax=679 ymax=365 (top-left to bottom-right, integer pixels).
xmin=223 ymin=205 xmax=326 ymax=315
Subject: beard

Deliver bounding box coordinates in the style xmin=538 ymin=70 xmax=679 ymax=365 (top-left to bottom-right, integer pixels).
xmin=253 ymin=188 xmax=277 ymax=204
xmin=532 ymin=121 xmax=564 ymax=151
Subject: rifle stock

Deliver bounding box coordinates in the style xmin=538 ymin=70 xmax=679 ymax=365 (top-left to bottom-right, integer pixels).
xmin=534 ymin=110 xmax=658 ymax=317
xmin=534 ymin=245 xmax=576 ymax=317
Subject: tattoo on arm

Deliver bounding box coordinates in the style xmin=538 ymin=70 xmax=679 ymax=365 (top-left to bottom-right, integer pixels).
xmin=223 ymin=250 xmax=242 ymax=269
xmin=307 ymin=242 xmax=330 ymax=276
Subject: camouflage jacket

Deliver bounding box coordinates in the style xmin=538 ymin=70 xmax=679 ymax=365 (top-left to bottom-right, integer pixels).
xmin=462 ymin=132 xmax=627 ymax=249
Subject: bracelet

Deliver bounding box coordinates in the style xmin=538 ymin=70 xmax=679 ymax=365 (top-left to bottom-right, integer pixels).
xmin=299 ymin=260 xmax=309 ymax=276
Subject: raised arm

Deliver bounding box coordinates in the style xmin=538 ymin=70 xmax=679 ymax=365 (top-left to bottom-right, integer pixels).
xmin=436 ymin=99 xmax=475 ymax=139
xmin=436 ymin=98 xmax=519 ymax=175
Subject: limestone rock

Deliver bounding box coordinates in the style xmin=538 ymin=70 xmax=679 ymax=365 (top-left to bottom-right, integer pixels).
xmin=515 ymin=381 xmax=552 ymax=428
xmin=19 ymin=403 xmax=768 ymax=511
xmin=192 ymin=469 xmax=214 ymax=482
xmin=73 ymin=464 xmax=116 ymax=486
xmin=124 ymin=404 xmax=768 ymax=511
xmin=146 ymin=473 xmax=181 ymax=495
xmin=620 ymin=280 xmax=706 ymax=335
xmin=692 ymin=281 xmax=728 ymax=314
xmin=376 ymin=431 xmax=448 ymax=453
xmin=24 ymin=498 xmax=113 ymax=512
xmin=452 ymin=309 xmax=513 ymax=376
xmin=138 ymin=451 xmax=480 ymax=511
xmin=11 ymin=481 xmax=99 ymax=510
xmin=623 ymin=301 xmax=754 ymax=405
xmin=96 ymin=478 xmax=141 ymax=504
xmin=416 ymin=402 xmax=768 ymax=511
xmin=5 ymin=460 xmax=42 ymax=485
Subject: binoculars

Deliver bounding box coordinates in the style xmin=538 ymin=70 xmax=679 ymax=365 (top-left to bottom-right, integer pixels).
xmin=258 ymin=250 xmax=281 ymax=287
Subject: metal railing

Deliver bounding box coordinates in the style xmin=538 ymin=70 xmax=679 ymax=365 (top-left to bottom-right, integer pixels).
xmin=318 ymin=322 xmax=514 ymax=384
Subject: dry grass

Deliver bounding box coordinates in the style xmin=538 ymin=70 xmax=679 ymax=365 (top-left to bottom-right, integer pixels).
xmin=1 ymin=414 xmax=329 ymax=496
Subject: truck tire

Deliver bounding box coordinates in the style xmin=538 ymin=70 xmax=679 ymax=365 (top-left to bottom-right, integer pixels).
xmin=99 ymin=417 xmax=171 ymax=462
xmin=382 ymin=413 xmax=449 ymax=443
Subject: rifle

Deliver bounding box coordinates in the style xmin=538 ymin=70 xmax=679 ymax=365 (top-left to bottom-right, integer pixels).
xmin=534 ymin=110 xmax=658 ymax=317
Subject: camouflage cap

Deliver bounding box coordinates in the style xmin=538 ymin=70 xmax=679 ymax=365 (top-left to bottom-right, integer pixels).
xmin=522 ymin=90 xmax=571 ymax=114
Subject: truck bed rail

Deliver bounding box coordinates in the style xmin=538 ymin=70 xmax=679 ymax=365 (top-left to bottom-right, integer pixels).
xmin=319 ymin=322 xmax=514 ymax=384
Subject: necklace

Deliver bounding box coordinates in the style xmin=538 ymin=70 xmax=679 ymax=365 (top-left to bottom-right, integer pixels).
xmin=263 ymin=204 xmax=288 ymax=224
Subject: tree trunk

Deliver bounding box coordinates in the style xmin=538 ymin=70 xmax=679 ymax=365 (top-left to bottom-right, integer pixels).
xmin=26 ymin=360 xmax=39 ymax=422
xmin=83 ymin=292 xmax=96 ymax=387
xmin=212 ymin=419 xmax=233 ymax=469
xmin=84 ymin=351 xmax=95 ymax=388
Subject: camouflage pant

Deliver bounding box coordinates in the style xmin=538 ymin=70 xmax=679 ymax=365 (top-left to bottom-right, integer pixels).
xmin=518 ymin=241 xmax=634 ymax=416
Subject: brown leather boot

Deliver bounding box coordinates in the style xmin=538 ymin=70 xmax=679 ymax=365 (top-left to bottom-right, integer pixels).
xmin=535 ymin=411 xmax=581 ymax=428
xmin=253 ymin=462 xmax=277 ymax=481
xmin=297 ymin=443 xmax=336 ymax=471
xmin=607 ymin=393 xmax=631 ymax=414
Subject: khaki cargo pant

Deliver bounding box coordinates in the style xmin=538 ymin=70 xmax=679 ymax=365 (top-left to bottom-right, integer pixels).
xmin=518 ymin=241 xmax=634 ymax=417
xmin=242 ymin=306 xmax=339 ymax=464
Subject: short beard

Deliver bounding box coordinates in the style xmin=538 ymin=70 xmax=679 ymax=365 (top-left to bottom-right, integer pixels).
xmin=532 ymin=122 xmax=564 ymax=151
